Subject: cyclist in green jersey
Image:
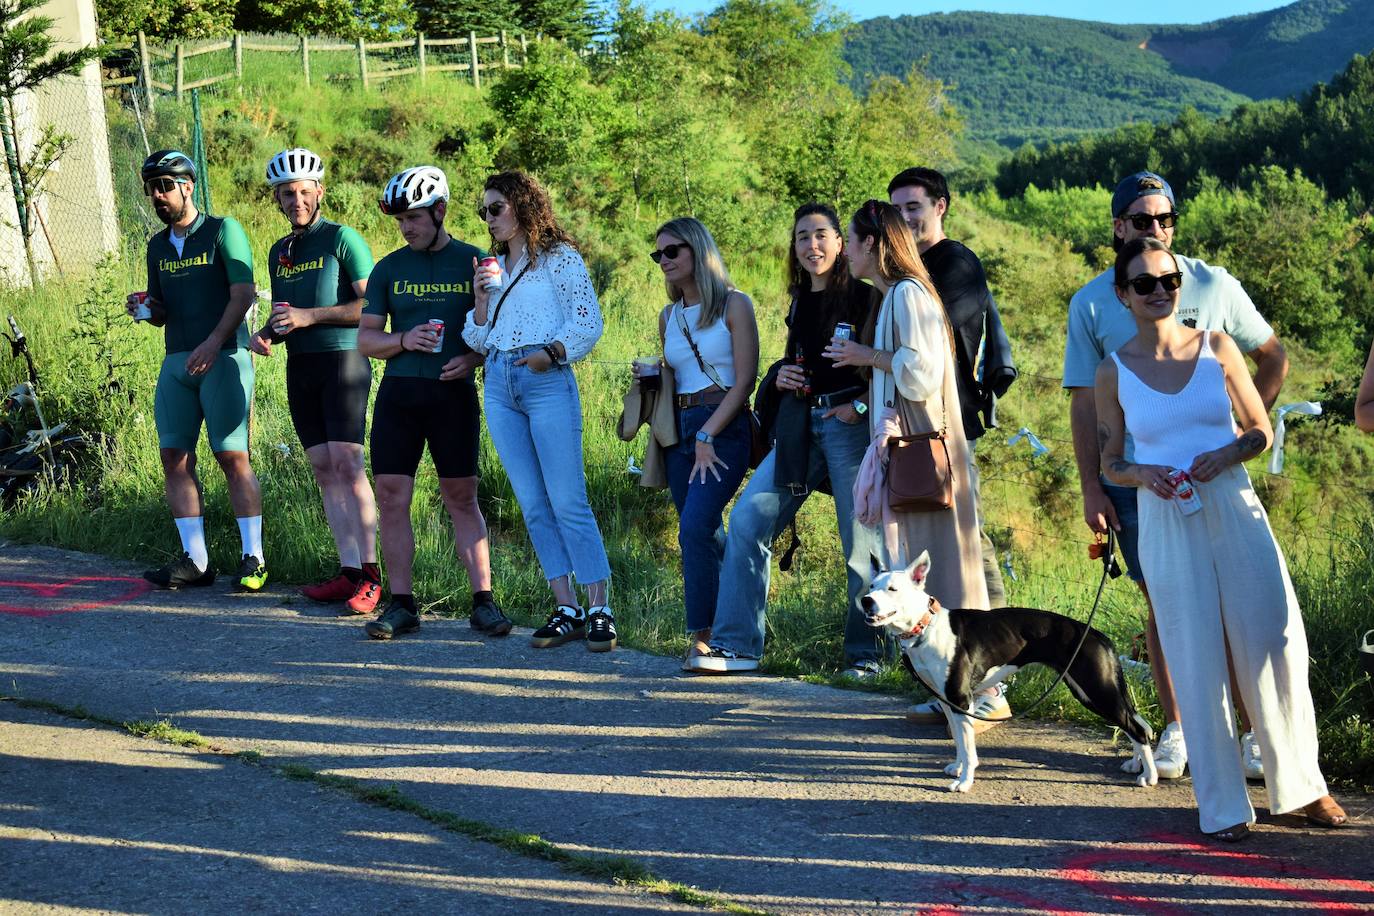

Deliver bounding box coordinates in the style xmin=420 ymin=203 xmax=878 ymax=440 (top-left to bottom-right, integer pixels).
xmin=125 ymin=150 xmax=267 ymax=592
xmin=355 ymin=165 xmax=509 ymax=640
xmin=249 ymin=148 xmax=381 ymax=614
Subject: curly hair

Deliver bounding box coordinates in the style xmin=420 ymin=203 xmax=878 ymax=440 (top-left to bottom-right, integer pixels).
xmin=483 ymin=171 xmax=577 ymax=264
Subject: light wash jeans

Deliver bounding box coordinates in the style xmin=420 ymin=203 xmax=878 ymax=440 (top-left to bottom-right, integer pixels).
xmin=483 ymin=348 xmax=610 ymax=585
xmin=710 ymin=410 xmax=884 ymax=664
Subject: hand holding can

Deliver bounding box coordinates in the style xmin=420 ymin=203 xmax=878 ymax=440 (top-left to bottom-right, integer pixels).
xmin=428 ymin=318 xmax=446 ymax=352
xmin=1167 ymin=469 xmax=1203 ymax=516
xmin=128 ymin=291 xmax=151 ymax=322
xmin=633 ymin=356 xmax=662 ymax=392
xmin=478 ymin=256 xmax=502 ymax=292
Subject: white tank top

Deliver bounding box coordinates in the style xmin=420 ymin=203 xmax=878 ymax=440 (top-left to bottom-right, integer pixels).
xmin=1112 ymin=331 xmax=1237 ymax=470
xmin=663 ymin=302 xmax=737 ymax=395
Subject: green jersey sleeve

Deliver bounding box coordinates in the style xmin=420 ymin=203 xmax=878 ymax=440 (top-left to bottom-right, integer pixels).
xmin=146 ymin=237 xmax=163 ymax=302
xmin=362 ymin=256 xmax=389 ymax=319
xmin=216 ymin=217 xmax=255 ymax=285
xmin=336 ymin=226 xmax=375 ymax=287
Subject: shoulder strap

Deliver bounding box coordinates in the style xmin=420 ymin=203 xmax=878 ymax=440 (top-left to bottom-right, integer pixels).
xmin=485 ymin=259 xmax=532 ymax=339
xmin=674 ymin=302 xmax=729 ymax=391
xmin=885 ymin=278 xmax=948 ymax=435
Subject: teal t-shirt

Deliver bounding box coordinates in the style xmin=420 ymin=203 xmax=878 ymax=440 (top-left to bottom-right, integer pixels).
xmin=362 ymin=239 xmax=485 ymax=379
xmin=146 ymin=213 xmax=254 ymax=354
xmin=268 ymin=218 xmax=375 ymax=354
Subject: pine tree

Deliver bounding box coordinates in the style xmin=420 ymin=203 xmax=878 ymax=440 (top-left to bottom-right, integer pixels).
xmin=413 ymin=0 xmax=522 ymax=37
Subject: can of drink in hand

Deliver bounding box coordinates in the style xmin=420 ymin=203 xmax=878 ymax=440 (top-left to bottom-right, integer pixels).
xmin=131 ymin=291 xmax=151 ymax=321
xmin=834 ymin=322 xmax=854 ymax=342
xmin=272 ymin=301 xmax=290 ymax=336
xmin=479 ymin=256 xmax=502 ymax=292
xmin=428 ymin=318 xmax=446 ymax=352
xmin=1167 ymin=469 xmax=1202 ymax=515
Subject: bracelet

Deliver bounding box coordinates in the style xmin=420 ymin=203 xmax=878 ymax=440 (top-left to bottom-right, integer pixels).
xmin=542 ymin=344 xmax=561 ymax=365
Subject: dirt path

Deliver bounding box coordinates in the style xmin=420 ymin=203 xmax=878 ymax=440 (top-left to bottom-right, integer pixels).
xmin=2 ymin=541 xmax=1371 ymax=914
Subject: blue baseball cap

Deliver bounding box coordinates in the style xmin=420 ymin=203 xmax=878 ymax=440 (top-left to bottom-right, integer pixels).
xmin=1112 ymin=171 xmax=1174 ymax=217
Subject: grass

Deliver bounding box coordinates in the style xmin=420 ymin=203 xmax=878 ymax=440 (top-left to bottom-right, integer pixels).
xmin=2 ymin=67 xmax=1371 ymax=787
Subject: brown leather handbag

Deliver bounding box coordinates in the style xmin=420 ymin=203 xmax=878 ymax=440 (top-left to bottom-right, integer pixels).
xmin=882 ymin=278 xmax=955 ymax=512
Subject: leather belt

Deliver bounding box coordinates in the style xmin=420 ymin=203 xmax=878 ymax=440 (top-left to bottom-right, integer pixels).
xmin=810 ymin=385 xmax=865 ymax=409
xmin=676 ymin=388 xmax=728 ymax=409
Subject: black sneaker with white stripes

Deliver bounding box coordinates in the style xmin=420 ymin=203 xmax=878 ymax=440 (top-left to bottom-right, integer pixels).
xmin=585 ymin=607 xmax=617 ymax=652
xmin=143 ymin=552 xmax=215 ymax=590
xmin=530 ymin=606 xmax=585 ymax=648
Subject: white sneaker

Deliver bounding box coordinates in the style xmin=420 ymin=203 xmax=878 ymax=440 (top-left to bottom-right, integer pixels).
xmin=906 ymin=698 xmax=945 ymax=724
xmin=1154 ymin=721 xmax=1188 ymax=779
xmin=968 ymin=684 xmax=1012 ymax=734
xmin=1241 ymin=731 xmax=1264 ymax=780
xmin=687 ymin=646 xmax=759 ymax=675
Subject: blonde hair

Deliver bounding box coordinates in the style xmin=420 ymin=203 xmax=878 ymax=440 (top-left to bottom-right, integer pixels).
xmin=655 ymin=217 xmax=732 ymax=328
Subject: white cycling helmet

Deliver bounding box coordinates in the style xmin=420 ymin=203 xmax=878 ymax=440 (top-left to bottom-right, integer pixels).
xmin=266 ymin=148 xmax=325 ymax=187
xmin=380 ymin=165 xmax=449 ymax=214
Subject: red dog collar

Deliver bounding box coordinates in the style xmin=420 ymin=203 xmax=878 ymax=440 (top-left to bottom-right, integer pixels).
xmin=898 ymin=598 xmax=939 ymax=641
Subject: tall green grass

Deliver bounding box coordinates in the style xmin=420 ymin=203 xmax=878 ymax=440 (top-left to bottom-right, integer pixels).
xmin=2 ymin=68 xmax=1369 ymax=786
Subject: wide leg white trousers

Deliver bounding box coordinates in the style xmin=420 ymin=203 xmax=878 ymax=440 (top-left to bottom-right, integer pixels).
xmin=1138 ymin=465 xmax=1328 ymax=834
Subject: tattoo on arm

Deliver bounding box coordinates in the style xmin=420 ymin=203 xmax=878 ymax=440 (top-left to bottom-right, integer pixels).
xmin=1233 ymin=429 xmax=1266 ymax=461
xmin=1097 ymin=423 xmax=1110 ymax=452
xmin=1109 ymin=459 xmax=1131 ymax=475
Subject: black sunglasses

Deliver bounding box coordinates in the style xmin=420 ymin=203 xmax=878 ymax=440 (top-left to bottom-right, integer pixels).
xmin=1123 ymin=211 xmax=1178 ymax=231
xmin=144 ymin=176 xmax=187 ymax=196
xmin=1126 ymin=271 xmax=1184 ymax=296
xmin=650 ymin=243 xmax=691 ymax=263
xmin=477 ymin=201 xmax=508 ymax=220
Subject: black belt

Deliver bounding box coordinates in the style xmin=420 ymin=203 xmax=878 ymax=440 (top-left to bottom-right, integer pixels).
xmin=677 ymin=388 xmax=728 ymax=409
xmin=810 ymin=385 xmax=865 ymax=409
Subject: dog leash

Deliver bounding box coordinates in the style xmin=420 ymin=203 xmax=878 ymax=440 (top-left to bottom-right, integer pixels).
xmin=915 ymin=529 xmax=1122 ymax=723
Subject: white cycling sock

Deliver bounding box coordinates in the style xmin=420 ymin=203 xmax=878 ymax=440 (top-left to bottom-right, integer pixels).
xmin=237 ymin=516 xmax=263 ymax=564
xmin=174 ymin=516 xmax=209 ymax=570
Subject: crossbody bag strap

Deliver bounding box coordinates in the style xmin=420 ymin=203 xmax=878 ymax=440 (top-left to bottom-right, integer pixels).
xmin=674 ymin=302 xmax=729 ymax=392
xmin=886 ymin=278 xmax=947 ymax=436
xmin=484 ymin=260 xmax=532 ymax=340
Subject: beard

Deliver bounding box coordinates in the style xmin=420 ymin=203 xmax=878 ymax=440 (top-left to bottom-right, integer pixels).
xmin=153 ymin=195 xmax=189 ymax=225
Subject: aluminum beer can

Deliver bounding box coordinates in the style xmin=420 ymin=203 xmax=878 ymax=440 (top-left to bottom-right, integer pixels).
xmin=834 ymin=322 xmax=854 ymax=342
xmin=131 ymin=291 xmax=151 ymax=321
xmin=272 ymin=301 xmax=290 ymax=336
xmin=428 ymin=318 xmax=445 ymax=352
xmin=479 ymin=256 xmax=502 ymax=292
xmin=1167 ymin=469 xmax=1202 ymax=516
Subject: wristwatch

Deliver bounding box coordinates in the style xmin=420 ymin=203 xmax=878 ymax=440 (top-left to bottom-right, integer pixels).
xmin=696 ymin=430 xmax=715 ymax=444
xmin=851 ymin=400 xmax=869 ymax=417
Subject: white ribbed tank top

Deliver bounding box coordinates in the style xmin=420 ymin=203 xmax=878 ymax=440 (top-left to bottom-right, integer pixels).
xmin=664 ymin=302 xmax=737 ymax=395
xmin=1112 ymin=331 xmax=1237 ymax=470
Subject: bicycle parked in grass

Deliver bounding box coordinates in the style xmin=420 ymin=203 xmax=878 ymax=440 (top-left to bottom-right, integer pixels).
xmin=0 ymin=316 xmax=99 ymax=509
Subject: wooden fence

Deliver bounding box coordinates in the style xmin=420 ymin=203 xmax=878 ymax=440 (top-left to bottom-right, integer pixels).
xmin=103 ymin=30 xmax=538 ymax=111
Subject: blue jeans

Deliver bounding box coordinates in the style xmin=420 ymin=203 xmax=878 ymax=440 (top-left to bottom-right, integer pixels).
xmin=483 ymin=348 xmax=611 ymax=584
xmin=663 ymin=404 xmax=752 ymax=632
xmin=1102 ymin=477 xmax=1144 ymax=582
xmin=710 ymin=410 xmax=883 ymax=663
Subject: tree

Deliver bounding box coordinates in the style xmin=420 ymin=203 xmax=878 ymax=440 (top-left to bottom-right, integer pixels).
xmin=517 ymin=0 xmax=595 ymax=44
xmin=412 ymin=0 xmax=519 ymax=37
xmin=95 ymin=0 xmax=235 ymax=42
xmin=0 ymin=0 xmax=100 ymax=286
xmin=234 ymin=0 xmax=415 ymax=40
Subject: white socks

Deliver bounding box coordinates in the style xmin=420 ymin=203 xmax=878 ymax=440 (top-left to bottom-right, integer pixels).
xmin=237 ymin=516 xmax=263 ymax=564
xmin=174 ymin=516 xmax=209 ymax=571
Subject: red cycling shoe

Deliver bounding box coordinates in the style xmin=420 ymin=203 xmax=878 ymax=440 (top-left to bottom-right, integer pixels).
xmin=346 ymin=578 xmax=382 ymax=615
xmin=301 ymin=572 xmax=356 ymax=602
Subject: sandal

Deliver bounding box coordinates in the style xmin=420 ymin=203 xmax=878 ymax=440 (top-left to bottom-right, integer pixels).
xmin=1303 ymin=796 xmax=1347 ymax=828
xmin=1208 ymin=823 xmax=1251 ymax=843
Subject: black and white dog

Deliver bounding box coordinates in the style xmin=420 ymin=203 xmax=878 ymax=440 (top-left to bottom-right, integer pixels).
xmin=862 ymin=551 xmax=1157 ymax=793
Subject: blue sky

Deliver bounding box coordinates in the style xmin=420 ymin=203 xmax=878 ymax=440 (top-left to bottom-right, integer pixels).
xmin=645 ymin=1 xmax=1293 ymax=25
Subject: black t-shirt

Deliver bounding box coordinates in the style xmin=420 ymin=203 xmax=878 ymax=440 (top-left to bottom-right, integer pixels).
xmin=787 ymin=283 xmax=876 ymax=397
xmin=921 ymin=238 xmax=993 ymax=439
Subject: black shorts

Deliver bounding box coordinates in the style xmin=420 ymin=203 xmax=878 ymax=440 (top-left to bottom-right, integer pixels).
xmin=370 ymin=375 xmax=480 ymax=479
xmin=285 ymin=350 xmax=371 ymax=450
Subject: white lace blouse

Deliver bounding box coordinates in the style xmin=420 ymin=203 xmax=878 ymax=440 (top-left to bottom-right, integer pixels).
xmin=461 ymin=242 xmax=604 ymax=361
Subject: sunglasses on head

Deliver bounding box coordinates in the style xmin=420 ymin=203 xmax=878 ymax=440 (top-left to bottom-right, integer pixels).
xmin=1126 ymin=271 xmax=1183 ymax=296
xmin=1122 ymin=211 xmax=1178 ymax=231
xmin=650 ymin=243 xmax=691 ymax=263
xmin=476 ymin=201 xmax=508 ymax=221
xmin=144 ymin=177 xmax=187 ymax=195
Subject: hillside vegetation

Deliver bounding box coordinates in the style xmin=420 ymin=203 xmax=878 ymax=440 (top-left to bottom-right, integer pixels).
xmin=843 ymin=0 xmax=1374 ymax=146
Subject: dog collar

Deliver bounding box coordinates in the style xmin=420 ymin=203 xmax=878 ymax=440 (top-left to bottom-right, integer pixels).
xmin=897 ymin=598 xmax=938 ymax=643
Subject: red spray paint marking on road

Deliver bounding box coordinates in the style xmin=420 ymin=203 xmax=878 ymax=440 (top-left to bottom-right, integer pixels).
xmin=0 ymin=577 xmax=152 ymax=617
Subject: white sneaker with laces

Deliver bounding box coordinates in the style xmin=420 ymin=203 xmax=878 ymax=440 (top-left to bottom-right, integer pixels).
xmin=1153 ymin=721 xmax=1188 ymax=779
xmin=1241 ymin=731 xmax=1264 ymax=780
xmin=967 ymin=684 xmax=1011 ymax=734
xmin=906 ymin=698 xmax=945 ymax=724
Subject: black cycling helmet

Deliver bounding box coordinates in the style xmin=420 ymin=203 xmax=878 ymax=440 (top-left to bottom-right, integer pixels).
xmin=141 ymin=149 xmax=197 ymax=183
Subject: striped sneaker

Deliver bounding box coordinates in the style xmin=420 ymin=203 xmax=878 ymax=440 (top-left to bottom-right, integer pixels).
xmin=530 ymin=606 xmax=585 ymax=648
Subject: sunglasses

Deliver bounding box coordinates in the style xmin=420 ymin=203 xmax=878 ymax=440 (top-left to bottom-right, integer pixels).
xmin=144 ymin=177 xmax=187 ymax=195
xmin=649 ymin=243 xmax=691 ymax=263
xmin=1126 ymin=272 xmax=1183 ymax=296
xmin=476 ymin=201 xmax=508 ymax=221
xmin=1122 ymin=211 xmax=1178 ymax=231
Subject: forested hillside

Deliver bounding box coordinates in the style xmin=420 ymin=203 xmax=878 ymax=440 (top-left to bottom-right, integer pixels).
xmin=843 ymin=0 xmax=1374 ymax=146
